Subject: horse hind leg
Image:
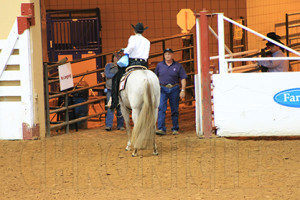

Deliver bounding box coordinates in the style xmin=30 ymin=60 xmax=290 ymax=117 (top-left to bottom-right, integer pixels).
xmin=125 ymin=121 xmax=131 ymax=151
xmin=125 ymin=123 xmax=131 ymax=151
xmin=130 ymin=108 xmax=140 ymax=156
xmin=153 ymin=125 xmax=158 ymax=156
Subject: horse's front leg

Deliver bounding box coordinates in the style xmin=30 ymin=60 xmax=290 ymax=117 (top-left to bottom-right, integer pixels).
xmin=132 ymin=148 xmax=137 ymax=157
xmin=153 ymin=143 xmax=158 ymax=156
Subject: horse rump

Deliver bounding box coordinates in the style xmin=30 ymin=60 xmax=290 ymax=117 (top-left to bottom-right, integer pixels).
xmin=131 ymin=79 xmax=156 ymax=150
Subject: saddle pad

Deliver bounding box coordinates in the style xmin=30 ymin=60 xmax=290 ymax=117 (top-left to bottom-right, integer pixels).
xmin=119 ymin=71 xmax=132 ymax=91
xmin=119 ymin=67 xmax=147 ymax=91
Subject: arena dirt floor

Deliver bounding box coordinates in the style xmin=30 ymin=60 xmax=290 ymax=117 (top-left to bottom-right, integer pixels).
xmin=1 ymin=104 xmax=300 ymax=199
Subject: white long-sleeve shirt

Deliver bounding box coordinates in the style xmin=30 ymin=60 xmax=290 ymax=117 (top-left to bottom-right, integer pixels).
xmin=257 ymin=50 xmax=289 ymax=72
xmin=123 ymin=34 xmax=150 ymax=61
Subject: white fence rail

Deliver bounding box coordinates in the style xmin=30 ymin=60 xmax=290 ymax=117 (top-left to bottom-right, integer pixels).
xmin=212 ymin=13 xmax=300 ymax=136
xmin=0 ymin=20 xmax=33 ymax=139
xmin=216 ymin=14 xmax=300 ymax=74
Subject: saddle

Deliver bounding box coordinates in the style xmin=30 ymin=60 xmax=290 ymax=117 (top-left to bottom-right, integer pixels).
xmin=119 ymin=65 xmax=147 ymax=91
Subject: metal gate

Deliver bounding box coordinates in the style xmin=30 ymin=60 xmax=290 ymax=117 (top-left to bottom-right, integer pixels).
xmin=44 ymin=33 xmax=195 ymax=136
xmin=46 ymin=9 xmax=103 ymax=81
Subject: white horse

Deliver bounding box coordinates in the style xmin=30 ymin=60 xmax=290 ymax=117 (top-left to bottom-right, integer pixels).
xmin=119 ymin=68 xmax=160 ymax=157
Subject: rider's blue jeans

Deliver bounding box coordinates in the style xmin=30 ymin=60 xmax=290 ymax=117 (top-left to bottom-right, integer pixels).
xmin=157 ymin=85 xmax=180 ymax=131
xmin=105 ymin=89 xmax=124 ymax=128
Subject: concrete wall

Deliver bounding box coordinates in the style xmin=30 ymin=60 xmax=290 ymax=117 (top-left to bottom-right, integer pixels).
xmin=0 ymin=0 xmax=27 ymax=39
xmin=41 ymin=0 xmax=247 ymax=109
xmin=247 ymin=0 xmax=300 ymax=56
xmin=43 ymin=0 xmax=247 ymax=57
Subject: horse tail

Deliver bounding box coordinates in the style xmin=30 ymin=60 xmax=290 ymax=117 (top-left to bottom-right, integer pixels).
xmin=131 ymin=79 xmax=155 ymax=150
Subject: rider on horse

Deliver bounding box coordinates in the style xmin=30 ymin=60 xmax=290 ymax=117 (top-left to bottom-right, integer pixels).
xmin=109 ymin=22 xmax=150 ymax=109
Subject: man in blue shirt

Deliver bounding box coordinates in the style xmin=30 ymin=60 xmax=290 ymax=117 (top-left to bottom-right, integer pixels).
xmin=155 ymin=48 xmax=187 ymax=135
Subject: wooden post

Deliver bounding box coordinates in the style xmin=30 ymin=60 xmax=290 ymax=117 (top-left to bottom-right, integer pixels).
xmin=200 ymin=11 xmax=212 ymax=138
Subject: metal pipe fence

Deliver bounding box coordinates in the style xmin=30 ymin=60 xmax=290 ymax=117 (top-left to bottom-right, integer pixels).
xmin=44 ymin=33 xmax=196 ymax=136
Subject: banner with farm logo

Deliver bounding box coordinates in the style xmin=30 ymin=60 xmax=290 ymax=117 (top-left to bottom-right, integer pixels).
xmin=212 ymin=72 xmax=300 ymax=136
xmin=58 ymin=62 xmax=74 ymax=91
xmin=274 ymin=88 xmax=300 ymax=108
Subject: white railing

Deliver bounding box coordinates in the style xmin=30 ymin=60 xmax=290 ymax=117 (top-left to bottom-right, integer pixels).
xmin=0 ymin=19 xmax=33 ymax=139
xmin=195 ymin=16 xmax=203 ymax=136
xmin=210 ymin=49 xmax=260 ymax=60
xmin=0 ymin=21 xmax=19 ymax=78
xmin=215 ymin=13 xmax=300 ymax=74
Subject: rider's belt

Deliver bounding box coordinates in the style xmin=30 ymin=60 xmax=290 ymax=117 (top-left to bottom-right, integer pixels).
xmin=129 ymin=58 xmax=146 ymax=62
xmin=161 ymin=83 xmax=179 ymax=88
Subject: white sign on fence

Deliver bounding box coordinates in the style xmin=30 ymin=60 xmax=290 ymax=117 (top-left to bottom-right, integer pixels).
xmin=233 ymin=19 xmax=243 ymax=40
xmin=58 ymin=62 xmax=74 ymax=91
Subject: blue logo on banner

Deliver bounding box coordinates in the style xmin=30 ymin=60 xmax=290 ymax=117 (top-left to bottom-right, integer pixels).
xmin=274 ymin=88 xmax=300 ymax=108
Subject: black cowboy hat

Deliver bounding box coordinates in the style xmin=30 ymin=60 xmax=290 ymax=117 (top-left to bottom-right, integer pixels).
xmin=131 ymin=22 xmax=148 ymax=34
xmin=265 ymin=32 xmax=283 ymax=46
xmin=111 ymin=52 xmax=121 ymax=62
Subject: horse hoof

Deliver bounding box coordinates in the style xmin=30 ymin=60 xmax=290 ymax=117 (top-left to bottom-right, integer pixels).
xmin=153 ymin=151 xmax=159 ymax=156
xmin=132 ymin=149 xmax=137 ymax=157
xmin=125 ymin=147 xmax=130 ymax=151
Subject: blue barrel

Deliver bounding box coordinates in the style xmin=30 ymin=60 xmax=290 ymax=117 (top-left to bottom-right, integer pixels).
xmin=73 ymin=97 xmax=89 ymax=129
xmin=72 ymin=89 xmax=89 ymax=129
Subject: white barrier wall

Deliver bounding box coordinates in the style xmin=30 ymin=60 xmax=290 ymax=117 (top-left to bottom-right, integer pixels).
xmin=213 ymin=72 xmax=300 ymax=136
xmin=0 ymin=21 xmax=33 ymax=139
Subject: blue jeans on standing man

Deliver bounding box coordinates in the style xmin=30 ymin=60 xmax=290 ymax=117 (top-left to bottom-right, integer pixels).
xmin=157 ymin=85 xmax=180 ymax=132
xmin=105 ymin=89 xmax=124 ymax=128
